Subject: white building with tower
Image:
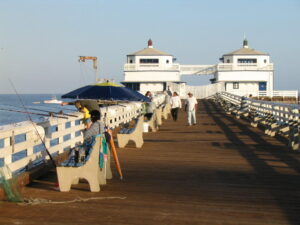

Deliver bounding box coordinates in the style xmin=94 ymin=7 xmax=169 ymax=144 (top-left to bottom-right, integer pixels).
xmin=122 ymin=39 xmax=183 ymax=94
xmin=214 ymin=39 xmax=274 ymax=96
xmin=122 ymin=39 xmax=297 ymax=99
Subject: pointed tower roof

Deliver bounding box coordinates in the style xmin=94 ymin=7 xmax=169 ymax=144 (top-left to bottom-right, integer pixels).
xmin=223 ymin=39 xmax=268 ymax=56
xmin=127 ymin=39 xmax=173 ymax=56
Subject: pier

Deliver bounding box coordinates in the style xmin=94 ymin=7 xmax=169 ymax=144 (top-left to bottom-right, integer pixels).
xmin=1 ymin=99 xmax=300 ymax=225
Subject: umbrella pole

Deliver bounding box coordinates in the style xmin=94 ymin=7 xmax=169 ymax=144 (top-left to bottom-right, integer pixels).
xmin=107 ymin=129 xmax=123 ymax=180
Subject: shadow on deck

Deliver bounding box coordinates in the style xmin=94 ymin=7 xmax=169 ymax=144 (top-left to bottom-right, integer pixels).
xmin=1 ymin=100 xmax=300 ymax=225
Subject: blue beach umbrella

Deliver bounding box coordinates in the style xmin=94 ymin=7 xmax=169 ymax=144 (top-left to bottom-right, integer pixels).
xmin=61 ymin=82 xmax=150 ymax=102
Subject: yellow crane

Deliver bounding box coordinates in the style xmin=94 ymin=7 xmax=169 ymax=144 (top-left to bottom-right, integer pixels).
xmin=79 ymin=56 xmax=98 ymax=82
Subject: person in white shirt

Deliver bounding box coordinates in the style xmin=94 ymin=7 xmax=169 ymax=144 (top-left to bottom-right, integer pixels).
xmin=170 ymin=92 xmax=181 ymax=121
xmin=185 ymin=92 xmax=198 ymax=126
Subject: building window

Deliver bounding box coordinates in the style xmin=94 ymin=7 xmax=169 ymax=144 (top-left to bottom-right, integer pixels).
xmin=140 ymin=58 xmax=159 ymax=64
xmin=226 ymin=59 xmax=230 ymax=63
xmin=124 ymin=83 xmax=140 ymax=91
xmin=259 ymin=82 xmax=266 ymax=91
xmin=264 ymin=59 xmax=267 ymax=63
xmin=129 ymin=59 xmax=133 ymax=63
xmin=166 ymin=60 xmax=169 ymax=64
xmin=233 ymin=82 xmax=239 ymax=89
xmin=238 ymin=58 xmax=257 ymax=63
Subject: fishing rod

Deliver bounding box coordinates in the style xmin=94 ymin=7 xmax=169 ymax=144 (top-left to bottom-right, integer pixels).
xmin=43 ymin=104 xmax=78 ymax=112
xmin=8 ymin=79 xmax=57 ymax=167
xmin=0 ymin=108 xmax=69 ymax=119
xmin=0 ymin=103 xmax=77 ymax=118
xmin=23 ymin=107 xmax=77 ymax=118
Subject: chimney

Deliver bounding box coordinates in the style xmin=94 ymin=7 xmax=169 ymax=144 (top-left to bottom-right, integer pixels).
xmin=148 ymin=39 xmax=153 ymax=48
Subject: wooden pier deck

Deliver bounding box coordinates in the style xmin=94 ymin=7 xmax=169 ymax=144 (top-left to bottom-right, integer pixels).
xmin=1 ymin=100 xmax=300 ymax=225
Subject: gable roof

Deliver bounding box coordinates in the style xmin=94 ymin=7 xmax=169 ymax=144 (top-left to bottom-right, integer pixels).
xmin=223 ymin=47 xmax=268 ymax=56
xmin=128 ymin=47 xmax=172 ymax=56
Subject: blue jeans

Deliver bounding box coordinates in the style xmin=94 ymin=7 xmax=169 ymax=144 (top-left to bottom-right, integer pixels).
xmin=187 ymin=110 xmax=196 ymax=125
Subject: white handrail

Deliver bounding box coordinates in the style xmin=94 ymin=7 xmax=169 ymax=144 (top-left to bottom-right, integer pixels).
xmin=0 ymin=95 xmax=167 ymax=178
xmin=218 ymin=92 xmax=300 ymax=123
xmin=217 ymin=63 xmax=274 ymax=71
xmin=216 ymin=92 xmax=300 ymax=151
xmin=124 ymin=64 xmax=180 ymax=71
xmin=222 ymin=90 xmax=298 ymax=98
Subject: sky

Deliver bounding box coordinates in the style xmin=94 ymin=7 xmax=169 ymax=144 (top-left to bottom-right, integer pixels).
xmin=0 ymin=0 xmax=299 ymax=94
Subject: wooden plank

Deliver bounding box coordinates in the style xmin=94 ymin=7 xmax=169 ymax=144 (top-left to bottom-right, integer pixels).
xmin=1 ymin=100 xmax=300 ymax=225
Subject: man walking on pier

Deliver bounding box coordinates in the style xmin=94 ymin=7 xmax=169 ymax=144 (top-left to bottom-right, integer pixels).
xmin=170 ymin=92 xmax=181 ymax=121
xmin=185 ymin=92 xmax=198 ymax=126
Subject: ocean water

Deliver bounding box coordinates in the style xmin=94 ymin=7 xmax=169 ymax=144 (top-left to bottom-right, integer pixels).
xmin=0 ymin=94 xmax=74 ymax=126
xmin=0 ymin=94 xmax=76 ymax=174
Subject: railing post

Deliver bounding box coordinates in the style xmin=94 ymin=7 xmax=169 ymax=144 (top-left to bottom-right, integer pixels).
xmin=4 ymin=136 xmax=12 ymax=165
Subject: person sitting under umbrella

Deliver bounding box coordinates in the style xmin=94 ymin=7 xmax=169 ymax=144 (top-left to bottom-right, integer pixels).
xmin=84 ymin=110 xmax=105 ymax=142
xmin=74 ymin=110 xmax=105 ymax=163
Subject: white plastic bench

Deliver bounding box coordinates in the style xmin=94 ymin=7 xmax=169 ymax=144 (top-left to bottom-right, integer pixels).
xmin=145 ymin=111 xmax=159 ymax=132
xmin=156 ymin=107 xmax=163 ymax=126
xmin=117 ymin=116 xmax=144 ymax=148
xmin=56 ymin=135 xmax=109 ymax=192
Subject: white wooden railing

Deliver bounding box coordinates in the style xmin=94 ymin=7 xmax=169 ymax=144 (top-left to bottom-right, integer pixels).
xmin=180 ymin=65 xmax=216 ymax=75
xmin=227 ymin=90 xmax=298 ymax=99
xmin=0 ymin=94 xmax=167 ymax=179
xmin=186 ymin=82 xmax=225 ymax=99
xmin=125 ymin=63 xmax=273 ymax=75
xmin=219 ymin=92 xmax=300 ymax=122
xmin=215 ymin=92 xmax=300 ymax=150
xmin=124 ymin=64 xmax=180 ymax=71
xmin=179 ymin=63 xmax=274 ymax=75
xmin=217 ymin=63 xmax=274 ymax=71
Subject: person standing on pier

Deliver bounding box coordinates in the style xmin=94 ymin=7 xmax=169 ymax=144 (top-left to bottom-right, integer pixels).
xmin=144 ymin=91 xmax=155 ymax=120
xmin=170 ymin=92 xmax=181 ymax=121
xmin=185 ymin=92 xmax=198 ymax=126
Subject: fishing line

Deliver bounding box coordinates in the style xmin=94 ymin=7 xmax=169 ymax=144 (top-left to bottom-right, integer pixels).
xmin=0 ymin=102 xmax=77 ymax=116
xmin=8 ymin=79 xmax=57 ymax=167
xmin=24 ymin=106 xmax=78 ymax=118
xmin=41 ymin=104 xmax=78 ymax=112
xmin=0 ymin=108 xmax=69 ymax=119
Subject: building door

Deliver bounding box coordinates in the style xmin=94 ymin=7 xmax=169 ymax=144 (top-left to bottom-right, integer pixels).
xmin=259 ymin=82 xmax=267 ymax=91
xmin=163 ymin=82 xmax=167 ymax=91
